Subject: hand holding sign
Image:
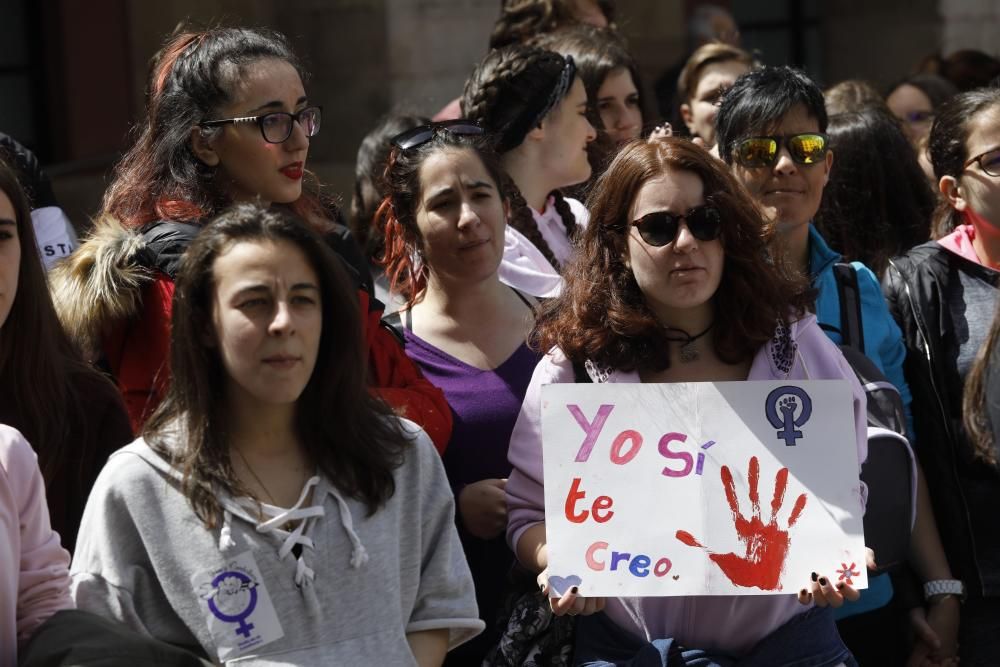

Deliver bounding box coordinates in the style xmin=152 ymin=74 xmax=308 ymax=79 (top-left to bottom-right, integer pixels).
xmin=537 ymin=568 xmax=606 ymax=617
xmin=675 ymin=456 xmax=806 ymax=591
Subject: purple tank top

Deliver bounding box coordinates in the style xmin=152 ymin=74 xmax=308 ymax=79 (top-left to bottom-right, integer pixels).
xmin=402 ymin=330 xmax=541 ymax=487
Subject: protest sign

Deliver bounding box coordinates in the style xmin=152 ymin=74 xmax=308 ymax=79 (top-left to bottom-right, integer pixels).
xmin=541 ymin=380 xmax=866 ymax=597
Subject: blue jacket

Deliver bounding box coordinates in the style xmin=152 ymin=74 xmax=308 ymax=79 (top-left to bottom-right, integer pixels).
xmin=809 ymin=224 xmax=914 ymax=435
xmin=810 ymin=224 xmax=911 ymax=619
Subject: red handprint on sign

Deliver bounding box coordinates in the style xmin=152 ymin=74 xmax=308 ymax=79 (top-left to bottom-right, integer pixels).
xmin=675 ymin=456 xmax=807 ymax=591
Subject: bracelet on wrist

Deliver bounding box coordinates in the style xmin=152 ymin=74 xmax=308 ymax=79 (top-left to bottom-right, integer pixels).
xmin=923 ymin=579 xmax=965 ymax=603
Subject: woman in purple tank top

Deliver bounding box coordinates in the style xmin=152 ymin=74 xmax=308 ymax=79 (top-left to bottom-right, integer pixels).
xmin=377 ymin=121 xmax=543 ymax=664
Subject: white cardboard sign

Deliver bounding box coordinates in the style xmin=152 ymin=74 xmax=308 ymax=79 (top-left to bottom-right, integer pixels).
xmin=541 ymin=381 xmax=867 ymax=597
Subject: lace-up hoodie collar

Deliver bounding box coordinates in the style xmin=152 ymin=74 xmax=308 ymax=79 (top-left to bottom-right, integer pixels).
xmin=137 ymin=431 xmax=370 ymax=592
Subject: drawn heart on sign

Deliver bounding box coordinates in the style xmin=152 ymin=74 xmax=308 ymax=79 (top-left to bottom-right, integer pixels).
xmin=547 ymin=574 xmax=582 ymax=597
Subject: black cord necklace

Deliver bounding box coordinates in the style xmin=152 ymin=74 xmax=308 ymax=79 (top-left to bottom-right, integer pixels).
xmin=663 ymin=322 xmax=715 ymax=363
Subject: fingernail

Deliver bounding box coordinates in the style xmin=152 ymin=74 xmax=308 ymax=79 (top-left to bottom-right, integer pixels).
xmin=836 ymin=582 xmax=845 ymax=589
xmin=811 ymin=572 xmax=818 ymax=582
xmin=819 ymin=577 xmax=828 ymax=586
xmin=570 ymin=586 xmax=579 ymax=595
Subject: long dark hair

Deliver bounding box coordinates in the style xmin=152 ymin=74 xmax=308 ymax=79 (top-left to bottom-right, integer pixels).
xmin=462 ymin=44 xmax=582 ymax=270
xmin=815 ymin=108 xmax=935 ymax=276
xmin=534 ymin=138 xmax=812 ymax=372
xmin=0 ymin=158 xmax=115 ymax=483
xmin=145 ymin=204 xmax=407 ymax=527
xmin=929 ymin=86 xmax=1000 ymax=234
xmin=377 ymin=130 xmax=510 ymax=305
xmin=102 ymin=26 xmax=324 ymax=229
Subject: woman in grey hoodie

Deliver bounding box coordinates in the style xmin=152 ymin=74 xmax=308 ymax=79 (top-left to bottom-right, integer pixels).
xmin=69 ymin=204 xmax=483 ymax=665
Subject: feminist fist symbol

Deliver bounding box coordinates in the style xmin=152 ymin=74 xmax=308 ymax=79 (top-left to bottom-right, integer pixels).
xmin=675 ymin=456 xmax=807 ymax=591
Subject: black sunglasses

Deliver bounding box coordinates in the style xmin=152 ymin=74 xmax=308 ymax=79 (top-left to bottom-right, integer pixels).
xmin=391 ymin=120 xmax=484 ymax=150
xmin=200 ymin=106 xmax=322 ymax=144
xmin=631 ymin=204 xmax=722 ymax=247
xmin=734 ymin=133 xmax=829 ymax=168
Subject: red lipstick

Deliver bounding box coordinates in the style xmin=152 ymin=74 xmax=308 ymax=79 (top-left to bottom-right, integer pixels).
xmin=280 ymin=162 xmax=304 ymax=180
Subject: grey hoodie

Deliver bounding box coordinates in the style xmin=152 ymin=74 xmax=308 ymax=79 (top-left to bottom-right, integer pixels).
xmin=70 ymin=420 xmax=484 ymax=664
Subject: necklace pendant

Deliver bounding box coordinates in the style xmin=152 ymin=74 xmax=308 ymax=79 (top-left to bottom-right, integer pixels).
xmin=679 ymin=340 xmax=698 ymax=363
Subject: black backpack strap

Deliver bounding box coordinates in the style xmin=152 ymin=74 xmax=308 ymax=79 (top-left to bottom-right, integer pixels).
xmin=381 ymin=310 xmax=406 ymax=346
xmin=833 ymin=262 xmax=865 ymax=352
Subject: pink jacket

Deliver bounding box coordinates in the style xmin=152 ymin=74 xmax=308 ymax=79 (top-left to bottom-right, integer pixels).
xmin=506 ymin=314 xmax=867 ymax=655
xmin=0 ymin=425 xmax=72 ymax=666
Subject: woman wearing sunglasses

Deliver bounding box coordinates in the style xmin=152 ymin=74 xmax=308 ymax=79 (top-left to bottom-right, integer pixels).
xmin=49 ymin=26 xmax=451 ymax=450
xmin=377 ymin=123 xmax=543 ymax=664
xmin=506 ymin=136 xmax=869 ymax=665
xmin=884 ymin=87 xmax=1000 ymax=664
xmin=716 ymin=67 xmax=913 ymax=432
xmin=718 ymin=66 xmax=960 ymax=665
xmin=462 ymin=45 xmax=596 ymax=298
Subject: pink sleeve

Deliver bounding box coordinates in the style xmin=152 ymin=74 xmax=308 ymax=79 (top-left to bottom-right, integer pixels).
xmin=0 ymin=426 xmax=73 ymax=649
xmin=505 ymin=352 xmax=574 ymax=557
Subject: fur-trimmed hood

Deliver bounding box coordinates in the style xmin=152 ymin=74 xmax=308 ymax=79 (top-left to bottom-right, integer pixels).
xmin=49 ymin=217 xmax=200 ymax=358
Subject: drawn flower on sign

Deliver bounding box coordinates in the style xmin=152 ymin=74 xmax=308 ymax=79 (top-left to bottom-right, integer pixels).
xmin=837 ymin=562 xmax=859 ymax=585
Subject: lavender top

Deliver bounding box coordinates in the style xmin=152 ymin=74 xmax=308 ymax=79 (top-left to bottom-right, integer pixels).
xmin=506 ymin=314 xmax=868 ymax=655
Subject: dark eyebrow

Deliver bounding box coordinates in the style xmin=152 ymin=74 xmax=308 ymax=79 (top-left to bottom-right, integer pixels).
xmin=246 ymin=96 xmax=309 ymax=115
xmin=425 ymin=186 xmax=455 ymax=201
xmin=466 ymin=180 xmax=494 ymax=190
xmin=0 ymin=218 xmax=14 ymax=227
xmin=233 ymin=285 xmax=270 ymax=298
xmin=233 ymin=282 xmax=319 ymax=298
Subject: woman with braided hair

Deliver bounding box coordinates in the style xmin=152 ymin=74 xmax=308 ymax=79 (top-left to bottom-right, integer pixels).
xmin=462 ymin=44 xmax=597 ymax=298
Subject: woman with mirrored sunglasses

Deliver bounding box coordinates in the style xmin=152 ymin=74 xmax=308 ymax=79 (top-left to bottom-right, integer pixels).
xmin=462 ymin=44 xmax=597 ymax=298
xmin=717 ymin=66 xmax=915 ymax=439
xmin=507 ymin=136 xmax=870 ymax=665
xmin=49 ymin=26 xmax=453 ymax=453
xmin=717 ymin=68 xmax=962 ymax=667
xmin=884 ymin=86 xmax=1000 ymax=665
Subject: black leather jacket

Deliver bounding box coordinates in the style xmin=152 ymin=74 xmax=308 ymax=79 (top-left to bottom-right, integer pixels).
xmin=883 ymin=242 xmax=1000 ymax=597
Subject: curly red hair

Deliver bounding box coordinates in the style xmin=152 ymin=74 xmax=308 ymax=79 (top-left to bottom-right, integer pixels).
xmin=533 ymin=137 xmax=812 ymax=372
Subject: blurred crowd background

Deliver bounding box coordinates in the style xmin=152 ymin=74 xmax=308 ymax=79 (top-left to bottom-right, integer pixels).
xmin=1 ymin=0 xmax=997 ymax=230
